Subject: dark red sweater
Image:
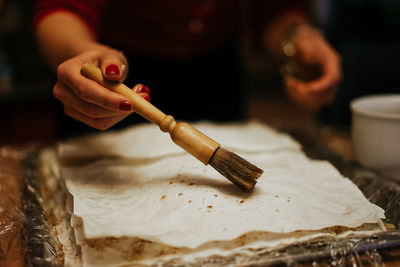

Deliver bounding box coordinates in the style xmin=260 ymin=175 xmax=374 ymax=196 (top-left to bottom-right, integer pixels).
xmin=34 ymin=0 xmax=306 ymax=60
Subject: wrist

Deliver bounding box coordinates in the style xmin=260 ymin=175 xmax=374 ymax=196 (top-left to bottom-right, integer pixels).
xmin=280 ymin=23 xmax=321 ymax=59
xmin=263 ymin=11 xmax=309 ymax=59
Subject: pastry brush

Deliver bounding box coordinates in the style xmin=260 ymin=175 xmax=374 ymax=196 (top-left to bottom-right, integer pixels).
xmin=81 ymin=64 xmax=263 ymax=191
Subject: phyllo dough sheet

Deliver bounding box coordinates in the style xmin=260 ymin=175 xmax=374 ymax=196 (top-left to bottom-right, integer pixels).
xmin=57 ymin=121 xmax=385 ymax=266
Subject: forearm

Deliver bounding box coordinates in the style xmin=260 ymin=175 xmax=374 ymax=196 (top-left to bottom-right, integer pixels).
xmin=35 ymin=11 xmax=107 ymax=69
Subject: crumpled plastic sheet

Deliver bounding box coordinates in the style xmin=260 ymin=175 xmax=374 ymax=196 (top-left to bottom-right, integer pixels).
xmin=0 ymin=146 xmax=61 ymax=267
xmin=1 ymin=123 xmax=400 ymax=266
xmin=0 ymin=147 xmax=25 ymax=266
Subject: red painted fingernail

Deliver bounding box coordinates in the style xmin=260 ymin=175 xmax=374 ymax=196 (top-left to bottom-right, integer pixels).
xmin=144 ymin=94 xmax=150 ymax=102
xmin=139 ymin=85 xmax=150 ymax=94
xmin=106 ymin=64 xmax=120 ymax=76
xmin=119 ymin=101 xmax=132 ymax=111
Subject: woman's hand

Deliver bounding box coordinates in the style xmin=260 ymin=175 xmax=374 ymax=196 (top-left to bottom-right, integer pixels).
xmin=283 ymin=25 xmax=342 ymax=111
xmin=53 ymin=49 xmax=150 ymax=130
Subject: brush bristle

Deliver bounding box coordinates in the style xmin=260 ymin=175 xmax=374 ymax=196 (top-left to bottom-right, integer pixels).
xmin=209 ymin=147 xmax=263 ymax=191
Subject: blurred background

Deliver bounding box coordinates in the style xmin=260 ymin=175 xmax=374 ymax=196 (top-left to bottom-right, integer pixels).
xmin=1 ymin=0 xmax=400 ymax=145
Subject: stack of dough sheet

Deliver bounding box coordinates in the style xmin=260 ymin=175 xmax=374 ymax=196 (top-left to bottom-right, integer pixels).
xmin=40 ymin=121 xmax=386 ymax=266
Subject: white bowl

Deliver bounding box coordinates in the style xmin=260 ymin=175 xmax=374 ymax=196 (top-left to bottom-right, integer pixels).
xmin=350 ymin=94 xmax=400 ymax=171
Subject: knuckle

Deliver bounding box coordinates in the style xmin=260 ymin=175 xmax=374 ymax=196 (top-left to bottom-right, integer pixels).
xmin=52 ymin=83 xmax=62 ymax=100
xmin=56 ymin=64 xmax=64 ymax=78
xmin=56 ymin=61 xmax=69 ymax=78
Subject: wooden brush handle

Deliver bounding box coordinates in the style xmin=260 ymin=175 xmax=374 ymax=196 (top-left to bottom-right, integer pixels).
xmin=81 ymin=63 xmax=219 ymax=164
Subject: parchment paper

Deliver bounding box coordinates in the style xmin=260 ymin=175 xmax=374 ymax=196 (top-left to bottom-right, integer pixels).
xmin=55 ymin=121 xmax=385 ymax=266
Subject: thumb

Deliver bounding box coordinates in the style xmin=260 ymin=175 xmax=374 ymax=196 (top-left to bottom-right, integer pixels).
xmin=99 ymin=51 xmax=128 ymax=82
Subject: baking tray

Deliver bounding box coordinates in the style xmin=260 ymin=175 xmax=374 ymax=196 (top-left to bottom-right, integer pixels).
xmin=18 ymin=125 xmax=400 ymax=266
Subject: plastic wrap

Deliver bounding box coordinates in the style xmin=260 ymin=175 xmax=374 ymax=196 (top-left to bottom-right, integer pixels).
xmin=1 ymin=123 xmax=400 ymax=266
xmin=0 ymin=147 xmax=25 ymax=266
xmin=0 ymin=146 xmax=62 ymax=267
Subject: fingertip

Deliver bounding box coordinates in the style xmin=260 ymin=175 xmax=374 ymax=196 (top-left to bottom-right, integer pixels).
xmin=104 ymin=64 xmax=122 ymax=81
xmin=106 ymin=64 xmax=120 ymax=75
xmin=139 ymin=85 xmax=150 ymax=94
xmin=119 ymin=101 xmax=132 ymax=111
xmin=138 ymin=92 xmax=151 ymax=102
xmin=132 ymin=84 xmax=150 ymax=94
